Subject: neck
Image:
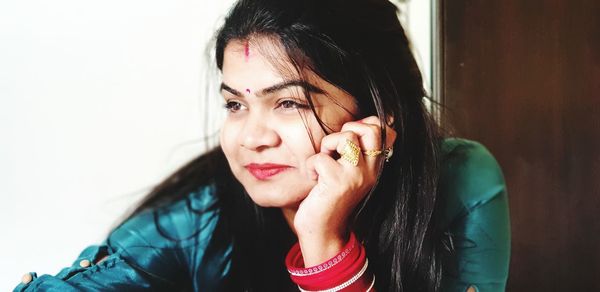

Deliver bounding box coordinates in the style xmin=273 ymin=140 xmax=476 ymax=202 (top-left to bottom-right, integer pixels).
xmin=281 ymin=207 xmax=298 ymax=236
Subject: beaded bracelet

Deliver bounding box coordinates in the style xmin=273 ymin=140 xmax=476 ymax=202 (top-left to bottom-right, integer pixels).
xmin=297 ymin=259 xmax=369 ymax=292
xmin=287 ymin=233 xmax=357 ymax=277
xmin=286 ymin=232 xmax=375 ymax=291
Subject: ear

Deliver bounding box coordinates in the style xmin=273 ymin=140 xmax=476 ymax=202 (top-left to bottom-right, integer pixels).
xmin=385 ymin=115 xmax=395 ymax=127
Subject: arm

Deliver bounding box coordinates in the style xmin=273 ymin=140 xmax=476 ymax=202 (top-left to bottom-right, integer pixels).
xmin=439 ymin=139 xmax=511 ymax=292
xmin=13 ymin=222 xmax=183 ymax=292
xmin=13 ymin=185 xmax=227 ymax=291
xmin=285 ymin=116 xmax=393 ymax=291
xmin=14 ymin=245 xmax=166 ymax=292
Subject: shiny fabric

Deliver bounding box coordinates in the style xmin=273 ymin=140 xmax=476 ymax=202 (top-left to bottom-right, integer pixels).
xmin=438 ymin=139 xmax=511 ymax=292
xmin=13 ymin=138 xmax=510 ymax=291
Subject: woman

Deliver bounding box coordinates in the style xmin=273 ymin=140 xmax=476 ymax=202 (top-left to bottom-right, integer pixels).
xmin=14 ymin=0 xmax=510 ymax=291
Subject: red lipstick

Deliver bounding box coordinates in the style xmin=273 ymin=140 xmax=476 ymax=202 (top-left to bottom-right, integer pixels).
xmin=245 ymin=163 xmax=291 ymax=180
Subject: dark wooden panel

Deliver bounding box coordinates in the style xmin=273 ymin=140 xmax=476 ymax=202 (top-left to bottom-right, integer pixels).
xmin=439 ymin=0 xmax=600 ymax=290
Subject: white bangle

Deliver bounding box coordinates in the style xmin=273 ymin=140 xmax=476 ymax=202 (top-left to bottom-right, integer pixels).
xmin=288 ymin=242 xmax=356 ymax=277
xmin=298 ymin=259 xmax=369 ymax=292
xmin=366 ymin=275 xmax=376 ymax=292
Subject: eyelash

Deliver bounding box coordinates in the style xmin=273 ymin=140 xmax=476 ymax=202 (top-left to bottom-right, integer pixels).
xmin=277 ymin=98 xmax=310 ymax=110
xmin=224 ymin=100 xmax=244 ymax=112
xmin=223 ymin=99 xmax=310 ymax=113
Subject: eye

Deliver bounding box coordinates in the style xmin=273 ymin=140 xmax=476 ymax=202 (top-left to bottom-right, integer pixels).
xmin=224 ymin=100 xmax=246 ymax=113
xmin=277 ymin=99 xmax=310 ymax=110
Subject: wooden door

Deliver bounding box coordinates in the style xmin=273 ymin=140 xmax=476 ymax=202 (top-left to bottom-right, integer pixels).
xmin=436 ymin=0 xmax=600 ymax=290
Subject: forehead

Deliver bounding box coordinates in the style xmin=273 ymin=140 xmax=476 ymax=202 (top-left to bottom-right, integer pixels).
xmin=222 ymin=38 xmax=298 ymax=86
xmin=221 ymin=37 xmax=359 ymax=114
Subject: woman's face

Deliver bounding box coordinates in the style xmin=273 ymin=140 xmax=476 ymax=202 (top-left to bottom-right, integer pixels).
xmin=219 ymin=38 xmax=358 ymax=208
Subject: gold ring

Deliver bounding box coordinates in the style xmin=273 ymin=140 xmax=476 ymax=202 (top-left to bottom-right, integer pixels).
xmin=362 ymin=149 xmax=383 ymax=158
xmin=341 ymin=139 xmax=361 ymax=166
xmin=363 ymin=147 xmax=393 ymax=162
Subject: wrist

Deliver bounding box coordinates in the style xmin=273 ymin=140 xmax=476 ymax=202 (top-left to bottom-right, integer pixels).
xmin=298 ymin=232 xmax=347 ymax=267
xmin=286 ymin=232 xmax=375 ymax=291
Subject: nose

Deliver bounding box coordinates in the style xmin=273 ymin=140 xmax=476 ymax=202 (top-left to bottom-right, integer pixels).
xmin=239 ymin=113 xmax=281 ymax=151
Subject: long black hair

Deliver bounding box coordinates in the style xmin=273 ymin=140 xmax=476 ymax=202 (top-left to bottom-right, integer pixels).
xmin=121 ymin=0 xmax=444 ymax=291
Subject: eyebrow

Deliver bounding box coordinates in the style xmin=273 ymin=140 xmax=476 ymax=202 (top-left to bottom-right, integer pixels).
xmin=220 ymin=80 xmax=326 ymax=97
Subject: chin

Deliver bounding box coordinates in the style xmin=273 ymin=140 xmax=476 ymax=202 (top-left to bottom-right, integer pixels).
xmin=244 ymin=188 xmax=306 ymax=208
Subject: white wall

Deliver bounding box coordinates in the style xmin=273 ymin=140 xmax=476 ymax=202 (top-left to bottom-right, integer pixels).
xmin=0 ymin=0 xmax=234 ymax=288
xmin=403 ymin=0 xmax=432 ymax=93
xmin=0 ymin=0 xmax=430 ymax=289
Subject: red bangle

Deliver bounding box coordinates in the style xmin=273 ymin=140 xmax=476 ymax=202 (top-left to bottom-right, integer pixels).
xmin=299 ymin=262 xmax=375 ymax=292
xmin=286 ymin=232 xmax=358 ymax=278
xmin=285 ymin=232 xmax=375 ymax=291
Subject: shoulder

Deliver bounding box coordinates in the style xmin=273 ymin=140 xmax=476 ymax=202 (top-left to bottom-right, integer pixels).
xmin=109 ymin=184 xmax=221 ymax=249
xmin=438 ymin=138 xmax=511 ymax=290
xmin=13 ymin=185 xmax=230 ymax=291
xmin=107 ymin=184 xmax=227 ymax=278
xmin=439 ymin=138 xmax=507 ymax=224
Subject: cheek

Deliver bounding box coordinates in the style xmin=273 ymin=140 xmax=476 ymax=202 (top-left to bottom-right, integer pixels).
xmin=220 ymin=120 xmax=239 ymax=160
xmin=317 ymin=109 xmax=354 ymax=133
xmin=280 ymin=119 xmax=324 ymax=163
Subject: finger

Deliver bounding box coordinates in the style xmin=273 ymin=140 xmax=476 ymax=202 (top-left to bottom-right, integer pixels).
xmin=304 ymin=154 xmax=319 ymax=181
xmin=363 ymin=116 xmax=397 ymax=146
xmin=339 ymin=121 xmax=384 ymax=170
xmin=359 ymin=115 xmax=381 ymax=125
xmin=319 ymin=131 xmax=358 ymax=156
xmin=319 ymin=132 xmax=344 ymax=157
xmin=337 ymin=136 xmax=362 ymax=168
xmin=355 ymin=116 xmax=398 ymax=151
xmin=341 ymin=121 xmax=382 ymax=152
xmin=305 ymin=152 xmax=342 ymax=183
xmin=360 ymin=115 xmax=394 ymax=128
xmin=321 ymin=131 xmax=364 ymax=167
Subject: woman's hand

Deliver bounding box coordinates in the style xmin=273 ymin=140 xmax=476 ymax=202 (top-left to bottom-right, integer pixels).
xmin=293 ymin=116 xmax=396 ymax=266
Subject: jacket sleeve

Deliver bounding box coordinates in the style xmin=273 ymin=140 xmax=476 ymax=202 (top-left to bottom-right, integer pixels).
xmin=13 ymin=185 xmax=226 ymax=291
xmin=439 ymin=139 xmax=511 ymax=292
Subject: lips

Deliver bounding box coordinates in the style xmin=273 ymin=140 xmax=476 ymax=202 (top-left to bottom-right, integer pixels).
xmin=245 ymin=163 xmax=291 ymax=180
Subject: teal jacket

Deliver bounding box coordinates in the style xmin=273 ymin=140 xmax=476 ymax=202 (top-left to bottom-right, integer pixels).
xmin=14 ymin=139 xmax=510 ymax=291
